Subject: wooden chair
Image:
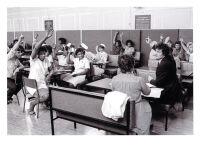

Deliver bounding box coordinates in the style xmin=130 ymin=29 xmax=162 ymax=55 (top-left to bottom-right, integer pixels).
xmin=22 ymin=77 xmax=40 ymax=118
xmin=105 ymin=55 xmax=119 ymax=78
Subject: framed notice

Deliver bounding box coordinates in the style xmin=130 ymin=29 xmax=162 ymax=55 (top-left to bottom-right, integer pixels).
xmin=135 ymin=15 xmax=151 ymax=29
xmin=44 ymin=20 xmax=53 ymax=30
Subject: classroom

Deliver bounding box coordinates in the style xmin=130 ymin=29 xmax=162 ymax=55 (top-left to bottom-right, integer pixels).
xmin=7 ymin=7 xmax=193 ymax=135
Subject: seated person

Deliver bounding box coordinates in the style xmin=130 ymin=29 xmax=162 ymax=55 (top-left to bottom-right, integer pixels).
xmin=145 ymin=36 xmax=158 ymax=60
xmin=111 ymin=55 xmax=152 ymax=135
xmin=56 ymin=37 xmax=68 ymax=54
xmin=119 ymin=32 xmax=135 ymax=56
xmin=111 ymin=31 xmax=124 ymax=55
xmin=27 ymin=29 xmax=54 ymax=115
xmin=148 ymin=43 xmax=182 ymax=105
xmin=60 ymin=47 xmax=90 ymax=88
xmin=172 ymin=40 xmax=185 ymax=61
xmin=7 ymin=35 xmax=25 ymax=103
xmin=180 ymin=38 xmax=193 ymax=62
xmin=92 ymin=44 xmax=108 ymax=76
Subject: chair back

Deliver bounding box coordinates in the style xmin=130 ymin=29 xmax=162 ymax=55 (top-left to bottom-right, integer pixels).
xmin=23 ymin=77 xmax=38 ymax=89
xmin=134 ymin=51 xmax=141 ymax=61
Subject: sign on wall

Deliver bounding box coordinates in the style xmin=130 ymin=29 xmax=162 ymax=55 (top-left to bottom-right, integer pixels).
xmin=135 ymin=15 xmax=151 ymax=29
xmin=44 ymin=20 xmax=54 ymax=30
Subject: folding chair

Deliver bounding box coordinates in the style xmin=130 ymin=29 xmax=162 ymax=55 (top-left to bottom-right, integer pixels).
xmin=22 ymin=76 xmax=40 ymax=118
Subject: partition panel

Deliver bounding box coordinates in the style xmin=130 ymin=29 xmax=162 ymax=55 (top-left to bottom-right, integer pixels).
xmin=56 ymin=30 xmax=81 ymax=48
xmin=34 ymin=31 xmax=55 ymax=45
xmin=82 ymin=30 xmax=112 ymax=53
xmin=179 ymin=29 xmax=193 ymax=43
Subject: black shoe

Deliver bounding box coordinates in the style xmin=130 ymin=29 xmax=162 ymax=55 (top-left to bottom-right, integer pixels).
xmin=7 ymin=98 xmax=13 ymax=104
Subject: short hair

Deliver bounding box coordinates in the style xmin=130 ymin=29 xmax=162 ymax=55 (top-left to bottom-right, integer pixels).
xmin=155 ymin=43 xmax=170 ymax=57
xmin=38 ymin=46 xmax=47 ymax=55
xmin=98 ymin=45 xmax=105 ymax=50
xmin=115 ymin=40 xmax=122 ymax=47
xmin=175 ymin=41 xmax=181 ymax=45
xmin=44 ymin=45 xmax=52 ymax=54
xmin=118 ymin=55 xmax=135 ymax=73
xmin=58 ymin=38 xmax=67 ymax=44
xmin=125 ymin=40 xmax=135 ymax=47
xmin=17 ymin=45 xmax=25 ymax=53
xmin=75 ymin=47 xmax=85 ymax=56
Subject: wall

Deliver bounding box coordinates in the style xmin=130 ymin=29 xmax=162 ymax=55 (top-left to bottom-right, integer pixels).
xmin=7 ymin=7 xmax=193 ymax=31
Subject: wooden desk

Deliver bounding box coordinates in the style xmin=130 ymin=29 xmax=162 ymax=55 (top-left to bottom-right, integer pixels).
xmin=86 ymin=78 xmax=112 ymax=93
xmin=86 ymin=78 xmax=162 ymax=98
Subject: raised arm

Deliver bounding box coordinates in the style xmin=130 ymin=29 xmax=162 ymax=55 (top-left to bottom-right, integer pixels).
xmin=12 ymin=34 xmax=24 ymax=51
xmin=66 ymin=52 xmax=74 ymax=64
xmin=180 ymin=38 xmax=189 ymax=54
xmin=32 ymin=33 xmax=38 ymax=49
xmin=113 ymin=31 xmax=119 ymax=45
xmin=119 ymin=32 xmax=126 ymax=49
xmin=31 ymin=29 xmax=54 ymax=59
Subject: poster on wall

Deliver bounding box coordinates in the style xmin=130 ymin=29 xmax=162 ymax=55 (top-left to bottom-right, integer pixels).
xmin=135 ymin=15 xmax=151 ymax=29
xmin=44 ymin=20 xmax=54 ymax=30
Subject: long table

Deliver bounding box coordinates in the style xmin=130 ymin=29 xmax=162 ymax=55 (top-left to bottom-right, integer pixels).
xmin=86 ymin=78 xmax=162 ymax=98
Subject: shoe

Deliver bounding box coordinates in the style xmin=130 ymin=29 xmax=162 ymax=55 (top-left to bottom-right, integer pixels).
xmin=28 ymin=110 xmax=35 ymax=115
xmin=7 ymin=98 xmax=13 ymax=104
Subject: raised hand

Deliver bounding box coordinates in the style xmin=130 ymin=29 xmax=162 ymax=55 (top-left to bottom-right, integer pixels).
xmin=19 ymin=34 xmax=24 ymax=41
xmin=34 ymin=33 xmax=38 ymax=39
xmin=179 ymin=37 xmax=184 ymax=42
xmin=160 ymin=34 xmax=164 ymax=41
xmin=46 ymin=29 xmax=54 ymax=38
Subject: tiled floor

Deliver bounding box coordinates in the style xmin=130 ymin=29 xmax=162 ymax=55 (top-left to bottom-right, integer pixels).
xmin=7 ymin=89 xmax=193 ymax=135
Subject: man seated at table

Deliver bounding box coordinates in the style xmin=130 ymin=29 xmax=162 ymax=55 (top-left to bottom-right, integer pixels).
xmin=148 ymin=43 xmax=182 ymax=105
xmin=60 ymin=47 xmax=90 ymax=88
xmin=7 ymin=35 xmax=25 ymax=104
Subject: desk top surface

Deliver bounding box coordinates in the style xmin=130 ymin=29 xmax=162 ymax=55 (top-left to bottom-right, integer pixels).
xmin=86 ymin=78 xmax=112 ymax=90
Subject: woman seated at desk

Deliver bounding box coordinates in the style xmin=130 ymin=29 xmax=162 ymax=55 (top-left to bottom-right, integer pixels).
xmin=111 ymin=55 xmax=152 ymax=135
xmin=60 ymin=47 xmax=90 ymax=88
xmin=92 ymin=44 xmax=108 ymax=76
xmin=27 ymin=29 xmax=54 ymax=115
xmin=53 ymin=44 xmax=74 ymax=71
xmin=148 ymin=43 xmax=182 ymax=105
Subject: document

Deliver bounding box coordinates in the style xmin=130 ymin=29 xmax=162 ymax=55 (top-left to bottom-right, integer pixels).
xmin=142 ymin=83 xmax=164 ymax=98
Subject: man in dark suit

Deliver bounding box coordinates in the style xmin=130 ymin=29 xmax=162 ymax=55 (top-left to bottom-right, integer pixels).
xmin=148 ymin=43 xmax=182 ymax=105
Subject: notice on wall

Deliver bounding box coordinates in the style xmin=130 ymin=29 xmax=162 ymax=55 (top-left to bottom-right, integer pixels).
xmin=135 ymin=15 xmax=151 ymax=29
xmin=44 ymin=20 xmax=54 ymax=30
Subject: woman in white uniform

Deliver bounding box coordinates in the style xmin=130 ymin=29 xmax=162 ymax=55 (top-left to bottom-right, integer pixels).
xmin=61 ymin=47 xmax=90 ymax=88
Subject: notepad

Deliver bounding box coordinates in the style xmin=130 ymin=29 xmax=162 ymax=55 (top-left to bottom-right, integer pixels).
xmin=142 ymin=83 xmax=164 ymax=98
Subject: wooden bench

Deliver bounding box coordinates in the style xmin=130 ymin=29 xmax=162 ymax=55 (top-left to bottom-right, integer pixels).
xmin=49 ymin=85 xmax=135 ymax=135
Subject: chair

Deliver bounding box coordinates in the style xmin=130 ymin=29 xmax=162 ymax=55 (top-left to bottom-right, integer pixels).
xmin=105 ymin=55 xmax=119 ymax=78
xmin=133 ymin=51 xmax=141 ymax=68
xmin=22 ymin=76 xmax=40 ymax=118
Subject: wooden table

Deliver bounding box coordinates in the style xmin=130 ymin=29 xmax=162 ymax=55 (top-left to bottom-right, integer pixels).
xmin=86 ymin=78 xmax=162 ymax=98
xmin=86 ymin=78 xmax=112 ymax=94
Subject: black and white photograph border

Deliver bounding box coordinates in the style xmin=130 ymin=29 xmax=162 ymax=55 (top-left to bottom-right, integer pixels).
xmin=1 ymin=0 xmax=200 ymax=141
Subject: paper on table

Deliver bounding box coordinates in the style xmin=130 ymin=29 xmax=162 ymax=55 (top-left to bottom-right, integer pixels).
xmin=146 ymin=83 xmax=156 ymax=88
xmin=142 ymin=83 xmax=164 ymax=98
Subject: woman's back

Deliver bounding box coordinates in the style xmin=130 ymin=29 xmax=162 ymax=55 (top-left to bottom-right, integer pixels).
xmin=111 ymin=73 xmax=142 ymax=102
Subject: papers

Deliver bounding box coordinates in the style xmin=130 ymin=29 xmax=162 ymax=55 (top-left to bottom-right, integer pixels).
xmin=142 ymin=83 xmax=164 ymax=98
xmin=146 ymin=83 xmax=156 ymax=88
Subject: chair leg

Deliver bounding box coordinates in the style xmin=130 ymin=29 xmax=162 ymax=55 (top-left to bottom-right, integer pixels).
xmin=23 ymin=97 xmax=26 ymax=112
xmin=16 ymin=94 xmax=20 ymax=105
xmin=74 ymin=122 xmax=77 ymax=129
xmin=165 ymin=111 xmax=168 ymax=131
xmin=37 ymin=103 xmax=39 ymax=118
